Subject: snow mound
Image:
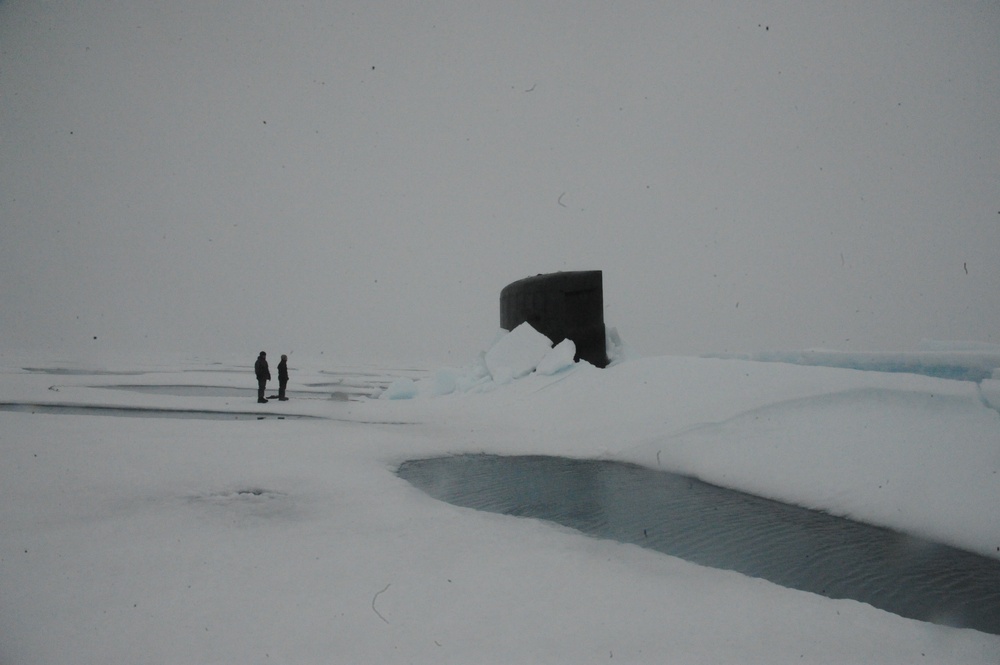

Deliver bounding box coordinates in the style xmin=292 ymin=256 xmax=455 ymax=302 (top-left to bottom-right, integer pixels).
xmin=383 ymin=322 xmax=607 ymax=399
xmin=484 ymin=322 xmax=554 ymax=380
xmin=381 ymin=377 xmax=418 ymax=400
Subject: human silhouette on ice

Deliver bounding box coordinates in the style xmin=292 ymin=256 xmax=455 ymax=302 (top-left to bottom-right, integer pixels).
xmin=277 ymin=354 xmax=289 ymax=401
xmin=254 ymin=351 xmax=270 ymax=403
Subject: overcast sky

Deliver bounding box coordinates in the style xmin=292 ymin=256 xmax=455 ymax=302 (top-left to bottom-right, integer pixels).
xmin=2 ymin=1 xmax=998 ymax=365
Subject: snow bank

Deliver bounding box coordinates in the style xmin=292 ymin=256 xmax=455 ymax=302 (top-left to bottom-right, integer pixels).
xmin=708 ymin=341 xmax=1000 ymax=382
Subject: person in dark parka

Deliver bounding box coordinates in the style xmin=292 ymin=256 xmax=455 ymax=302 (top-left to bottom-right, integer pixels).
xmin=277 ymin=354 xmax=289 ymax=401
xmin=255 ymin=351 xmax=270 ymax=403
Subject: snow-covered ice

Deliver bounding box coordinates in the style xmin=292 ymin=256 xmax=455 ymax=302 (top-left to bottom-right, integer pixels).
xmin=1 ymin=334 xmax=999 ymax=663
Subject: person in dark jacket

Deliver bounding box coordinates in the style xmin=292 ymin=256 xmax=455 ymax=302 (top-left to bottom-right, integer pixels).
xmin=277 ymin=354 xmax=289 ymax=401
xmin=254 ymin=351 xmax=270 ymax=403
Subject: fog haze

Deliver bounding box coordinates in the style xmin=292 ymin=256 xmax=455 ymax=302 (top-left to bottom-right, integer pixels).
xmin=2 ymin=1 xmax=998 ymax=364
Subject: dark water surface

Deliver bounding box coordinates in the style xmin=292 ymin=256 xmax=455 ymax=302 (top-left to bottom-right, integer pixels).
xmin=397 ymin=454 xmax=1000 ymax=635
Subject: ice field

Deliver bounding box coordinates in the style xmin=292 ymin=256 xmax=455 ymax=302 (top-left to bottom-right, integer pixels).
xmin=2 ymin=335 xmax=999 ymax=663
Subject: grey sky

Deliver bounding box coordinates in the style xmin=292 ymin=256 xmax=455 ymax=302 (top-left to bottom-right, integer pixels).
xmin=2 ymin=1 xmax=998 ymax=364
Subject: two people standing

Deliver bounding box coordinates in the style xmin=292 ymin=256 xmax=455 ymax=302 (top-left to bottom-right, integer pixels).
xmin=255 ymin=351 xmax=289 ymax=403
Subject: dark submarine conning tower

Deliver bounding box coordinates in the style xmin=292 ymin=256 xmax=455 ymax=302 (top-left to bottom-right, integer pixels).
xmin=499 ymin=270 xmax=609 ymax=368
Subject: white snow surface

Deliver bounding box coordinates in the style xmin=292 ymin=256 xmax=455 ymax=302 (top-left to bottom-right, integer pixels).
xmin=1 ymin=338 xmax=999 ymax=663
xmin=536 ymin=338 xmax=579 ymax=377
